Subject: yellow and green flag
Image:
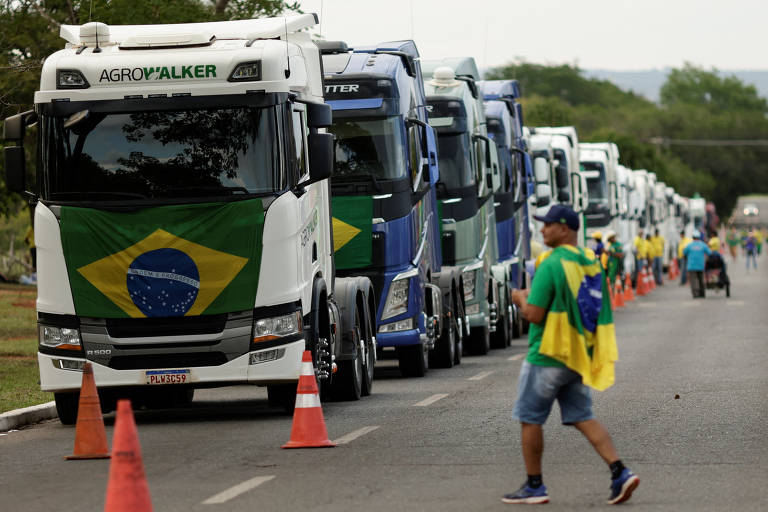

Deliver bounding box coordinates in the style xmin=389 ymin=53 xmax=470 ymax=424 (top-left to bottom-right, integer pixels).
xmin=60 ymin=199 xmax=264 ymax=318
xmin=538 ymin=245 xmax=618 ymax=390
xmin=331 ymin=196 xmax=373 ymax=269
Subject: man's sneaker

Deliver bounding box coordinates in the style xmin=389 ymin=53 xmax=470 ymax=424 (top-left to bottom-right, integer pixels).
xmin=501 ymin=484 xmax=549 ymax=504
xmin=607 ymin=468 xmax=639 ymax=504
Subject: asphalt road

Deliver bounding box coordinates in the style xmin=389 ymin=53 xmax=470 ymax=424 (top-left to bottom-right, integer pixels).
xmin=1 ymin=255 xmax=766 ymax=511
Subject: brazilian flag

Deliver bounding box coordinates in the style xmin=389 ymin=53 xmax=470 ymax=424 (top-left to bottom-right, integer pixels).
xmin=60 ymin=199 xmax=264 ymax=318
xmin=331 ymin=196 xmax=373 ymax=269
xmin=538 ymin=245 xmax=619 ymax=391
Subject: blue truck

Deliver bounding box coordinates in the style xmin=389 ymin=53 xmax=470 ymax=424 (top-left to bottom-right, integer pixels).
xmin=479 ymin=80 xmax=533 ymax=339
xmin=319 ymin=41 xmax=465 ymax=376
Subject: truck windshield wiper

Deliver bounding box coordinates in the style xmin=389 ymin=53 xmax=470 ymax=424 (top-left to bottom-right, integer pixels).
xmin=167 ymin=186 xmax=251 ymax=196
xmin=51 ymin=191 xmax=149 ymax=200
xmin=333 ymin=173 xmax=382 ymax=192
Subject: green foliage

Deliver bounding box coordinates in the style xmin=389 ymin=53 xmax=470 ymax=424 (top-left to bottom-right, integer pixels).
xmin=489 ymin=60 xmax=768 ymax=218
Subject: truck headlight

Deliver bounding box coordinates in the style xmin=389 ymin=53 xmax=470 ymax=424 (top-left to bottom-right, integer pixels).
xmin=382 ymin=278 xmax=410 ymax=320
xmin=252 ymin=311 xmax=302 ymax=344
xmin=378 ymin=317 xmax=415 ymax=333
xmin=462 ymin=269 xmax=476 ymax=301
xmin=39 ymin=325 xmax=82 ymax=350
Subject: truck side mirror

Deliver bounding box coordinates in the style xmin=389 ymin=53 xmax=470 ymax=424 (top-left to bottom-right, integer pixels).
xmin=536 ymin=184 xmax=551 ymax=207
xmin=4 ymin=146 xmax=26 ymax=193
xmin=306 ymin=102 xmax=332 ymax=128
xmin=533 ymin=157 xmax=549 ymax=184
xmin=4 ymin=110 xmax=37 ymax=142
xmin=555 ymin=164 xmax=568 ymax=189
xmin=557 ymin=190 xmax=570 ymax=203
xmin=306 ymin=132 xmax=333 ymax=184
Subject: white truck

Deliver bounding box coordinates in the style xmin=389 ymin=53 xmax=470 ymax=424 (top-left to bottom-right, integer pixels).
xmin=3 ymin=14 xmax=379 ymax=423
xmin=530 ymin=127 xmax=588 ymax=242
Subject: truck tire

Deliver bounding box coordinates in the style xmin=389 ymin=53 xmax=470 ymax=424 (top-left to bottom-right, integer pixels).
xmin=332 ymin=304 xmax=364 ymax=401
xmin=397 ymin=342 xmax=428 ymax=377
xmin=511 ymin=304 xmax=523 ymax=340
xmin=468 ymin=324 xmax=490 ymax=355
xmin=361 ymin=296 xmax=375 ymax=397
xmin=54 ymin=392 xmax=80 ymax=425
xmin=491 ymin=305 xmax=509 ymax=349
xmin=429 ymin=309 xmax=455 ymax=369
xmin=267 ymin=384 xmax=297 ymax=413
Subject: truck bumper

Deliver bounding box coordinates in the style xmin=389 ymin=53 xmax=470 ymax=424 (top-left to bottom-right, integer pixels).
xmin=38 ymin=340 xmax=305 ymax=393
xmin=376 ymin=328 xmax=422 ymax=348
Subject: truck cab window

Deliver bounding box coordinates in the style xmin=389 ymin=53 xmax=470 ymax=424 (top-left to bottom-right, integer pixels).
xmin=292 ymin=109 xmax=308 ymax=182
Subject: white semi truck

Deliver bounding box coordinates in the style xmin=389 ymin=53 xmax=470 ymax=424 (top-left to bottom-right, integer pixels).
xmin=3 ymin=14 xmax=380 ymax=423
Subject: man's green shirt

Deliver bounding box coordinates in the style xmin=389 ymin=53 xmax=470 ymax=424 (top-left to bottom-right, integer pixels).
xmin=526 ymin=250 xmax=566 ymax=367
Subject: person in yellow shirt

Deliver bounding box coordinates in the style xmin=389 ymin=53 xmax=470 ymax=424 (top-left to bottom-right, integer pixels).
xmin=650 ymin=229 xmax=665 ymax=285
xmin=677 ymin=231 xmax=693 ymax=285
xmin=632 ymin=229 xmax=647 ymax=287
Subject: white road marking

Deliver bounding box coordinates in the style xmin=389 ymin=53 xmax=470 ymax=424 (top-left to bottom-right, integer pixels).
xmin=507 ymin=354 xmax=525 ymax=361
xmin=332 ymin=426 xmax=380 ymax=445
xmin=726 ymin=300 xmax=745 ymax=306
xmin=413 ymin=394 xmax=449 ymax=407
xmin=202 ymin=475 xmax=275 ymax=505
xmin=468 ymin=370 xmax=494 ymax=381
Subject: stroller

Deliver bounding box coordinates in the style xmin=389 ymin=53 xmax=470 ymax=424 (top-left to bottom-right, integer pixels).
xmin=704 ymin=252 xmax=730 ymax=297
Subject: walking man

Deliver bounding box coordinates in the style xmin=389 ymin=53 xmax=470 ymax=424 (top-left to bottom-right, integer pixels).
xmin=678 ymin=231 xmax=692 ymax=285
xmin=683 ymin=232 xmax=711 ymax=298
xmin=506 ymin=205 xmax=639 ymax=505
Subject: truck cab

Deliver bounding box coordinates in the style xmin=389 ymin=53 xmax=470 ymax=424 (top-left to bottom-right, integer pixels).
xmin=422 ymin=60 xmax=502 ymax=355
xmin=4 ymin=14 xmax=380 ymax=421
xmin=319 ymin=40 xmax=463 ymax=376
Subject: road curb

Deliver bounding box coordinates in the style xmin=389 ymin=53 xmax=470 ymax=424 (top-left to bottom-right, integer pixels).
xmin=0 ymin=402 xmax=57 ymax=432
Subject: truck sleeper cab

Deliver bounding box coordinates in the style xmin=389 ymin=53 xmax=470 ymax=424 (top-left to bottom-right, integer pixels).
xmin=423 ymin=63 xmax=502 ymax=355
xmin=5 ymin=15 xmax=379 ymax=422
xmin=320 ymin=40 xmax=464 ymax=376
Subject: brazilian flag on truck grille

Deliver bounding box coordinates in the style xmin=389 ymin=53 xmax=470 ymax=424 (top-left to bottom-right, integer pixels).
xmin=537 ymin=245 xmax=618 ymax=391
xmin=60 ymin=199 xmax=264 ymax=318
xmin=331 ymin=196 xmax=372 ymax=269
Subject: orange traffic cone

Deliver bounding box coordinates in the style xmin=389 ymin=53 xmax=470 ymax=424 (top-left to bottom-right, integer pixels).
xmin=624 ymin=275 xmax=635 ymax=302
xmin=614 ymin=276 xmax=625 ymax=308
xmin=104 ymin=400 xmax=152 ymax=512
xmin=670 ymin=258 xmax=679 ymax=279
xmin=648 ymin=266 xmax=656 ymax=290
xmin=282 ymin=351 xmax=336 ymax=449
xmin=636 ymin=267 xmax=647 ymax=296
xmin=65 ymin=362 xmax=110 ymax=460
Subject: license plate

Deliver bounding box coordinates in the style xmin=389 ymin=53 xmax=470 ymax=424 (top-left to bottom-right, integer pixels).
xmin=145 ymin=369 xmax=190 ymax=385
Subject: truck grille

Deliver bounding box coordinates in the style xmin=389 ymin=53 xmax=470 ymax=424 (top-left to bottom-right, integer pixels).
xmin=106 ymin=314 xmax=228 ymax=338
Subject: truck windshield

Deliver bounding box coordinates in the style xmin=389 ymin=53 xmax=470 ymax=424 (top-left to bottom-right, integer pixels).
xmin=329 ymin=117 xmax=406 ymax=180
xmin=39 ymin=106 xmax=281 ymax=201
xmin=436 ymin=132 xmax=474 ymax=189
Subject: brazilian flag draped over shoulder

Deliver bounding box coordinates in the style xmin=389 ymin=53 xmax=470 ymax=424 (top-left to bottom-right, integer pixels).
xmin=60 ymin=199 xmax=264 ymax=318
xmin=331 ymin=196 xmax=373 ymax=270
xmin=538 ymin=245 xmax=619 ymax=391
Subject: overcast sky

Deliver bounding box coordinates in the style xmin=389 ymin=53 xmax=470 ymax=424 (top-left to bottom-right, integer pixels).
xmin=297 ymin=0 xmax=767 ymax=71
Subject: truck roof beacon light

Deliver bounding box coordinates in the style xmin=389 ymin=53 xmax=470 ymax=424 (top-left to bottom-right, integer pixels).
xmin=428 ymin=67 xmax=462 ymax=88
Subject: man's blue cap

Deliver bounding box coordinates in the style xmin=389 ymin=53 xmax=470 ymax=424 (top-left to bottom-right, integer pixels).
xmin=533 ymin=204 xmax=580 ymax=231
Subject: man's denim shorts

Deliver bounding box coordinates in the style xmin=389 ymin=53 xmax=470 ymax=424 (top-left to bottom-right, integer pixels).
xmin=512 ymin=361 xmax=595 ymax=425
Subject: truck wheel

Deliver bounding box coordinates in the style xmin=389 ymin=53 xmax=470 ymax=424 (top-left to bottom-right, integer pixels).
xmin=491 ymin=305 xmax=509 ymax=349
xmin=267 ymin=384 xmax=297 ymax=413
xmin=397 ymin=342 xmax=428 ymax=377
xmin=429 ymin=310 xmax=455 ymax=369
xmin=511 ymin=305 xmax=522 ymax=339
xmin=468 ymin=325 xmax=490 ymax=355
xmin=361 ymin=301 xmax=375 ymax=397
xmin=332 ymin=305 xmax=364 ymax=401
xmin=54 ymin=392 xmax=80 ymax=425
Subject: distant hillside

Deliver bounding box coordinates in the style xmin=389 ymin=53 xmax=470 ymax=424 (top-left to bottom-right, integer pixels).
xmin=584 ymin=69 xmax=768 ymax=103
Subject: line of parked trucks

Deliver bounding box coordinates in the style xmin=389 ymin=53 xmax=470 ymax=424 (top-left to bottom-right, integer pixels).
xmin=2 ymin=14 xmax=709 ymax=423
